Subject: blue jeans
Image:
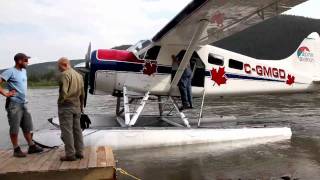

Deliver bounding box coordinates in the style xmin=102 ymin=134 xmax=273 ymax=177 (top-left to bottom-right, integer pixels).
xmin=5 ymin=99 xmax=33 ymax=134
xmin=178 ymin=71 xmax=193 ymax=107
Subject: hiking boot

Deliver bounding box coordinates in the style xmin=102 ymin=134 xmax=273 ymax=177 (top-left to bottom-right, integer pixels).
xmin=14 ymin=146 xmax=26 ymax=158
xmin=60 ymin=155 xmax=77 ymax=161
xmin=179 ymin=105 xmax=189 ymax=111
xmin=76 ymin=153 xmax=84 ymax=159
xmin=28 ymin=144 xmax=43 ymax=154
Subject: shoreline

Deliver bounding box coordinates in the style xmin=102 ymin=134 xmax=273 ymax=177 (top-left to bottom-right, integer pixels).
xmin=28 ymin=85 xmax=58 ymax=89
xmin=28 ymin=81 xmax=58 ymax=89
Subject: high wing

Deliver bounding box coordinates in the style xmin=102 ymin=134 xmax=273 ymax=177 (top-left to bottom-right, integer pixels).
xmin=152 ymin=0 xmax=308 ymax=46
xmin=152 ymin=0 xmax=308 ymax=90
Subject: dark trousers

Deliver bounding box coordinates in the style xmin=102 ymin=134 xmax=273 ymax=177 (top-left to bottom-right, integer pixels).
xmin=171 ymin=70 xmax=177 ymax=81
xmin=58 ymin=105 xmax=84 ymax=157
xmin=178 ymin=77 xmax=193 ymax=107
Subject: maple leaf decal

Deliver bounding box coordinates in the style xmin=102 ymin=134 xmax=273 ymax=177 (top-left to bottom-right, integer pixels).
xmin=211 ymin=67 xmax=227 ymax=86
xmin=211 ymin=11 xmax=225 ymax=27
xmin=143 ymin=61 xmax=157 ymax=76
xmin=286 ymin=74 xmax=295 ymax=85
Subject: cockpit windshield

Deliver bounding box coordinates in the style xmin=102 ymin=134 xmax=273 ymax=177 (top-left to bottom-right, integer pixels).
xmin=127 ymin=40 xmax=152 ymax=57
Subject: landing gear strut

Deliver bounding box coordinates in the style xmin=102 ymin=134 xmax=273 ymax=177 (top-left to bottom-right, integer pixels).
xmin=115 ymin=86 xmax=191 ymax=128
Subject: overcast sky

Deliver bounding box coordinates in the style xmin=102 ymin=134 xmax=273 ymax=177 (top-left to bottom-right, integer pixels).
xmin=0 ymin=0 xmax=319 ymax=69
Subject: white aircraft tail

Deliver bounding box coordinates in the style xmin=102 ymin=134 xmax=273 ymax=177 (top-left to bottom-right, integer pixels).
xmin=286 ymin=32 xmax=320 ymax=81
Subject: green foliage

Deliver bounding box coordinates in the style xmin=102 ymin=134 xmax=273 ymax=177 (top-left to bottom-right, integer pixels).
xmin=213 ymin=15 xmax=320 ymax=60
xmin=26 ymin=60 xmax=84 ymax=87
xmin=28 ymin=70 xmax=57 ymax=82
xmin=28 ymin=70 xmax=59 ymax=87
xmin=28 ymin=81 xmax=58 ymax=88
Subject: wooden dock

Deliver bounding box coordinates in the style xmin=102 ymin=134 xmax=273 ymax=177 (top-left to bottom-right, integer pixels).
xmin=0 ymin=146 xmax=116 ymax=180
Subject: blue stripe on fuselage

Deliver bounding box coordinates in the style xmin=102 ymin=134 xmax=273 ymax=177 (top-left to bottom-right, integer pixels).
xmin=225 ymin=73 xmax=285 ymax=83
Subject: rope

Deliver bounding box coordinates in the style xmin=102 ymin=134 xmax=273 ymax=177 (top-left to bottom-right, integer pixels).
xmin=115 ymin=167 xmax=141 ymax=180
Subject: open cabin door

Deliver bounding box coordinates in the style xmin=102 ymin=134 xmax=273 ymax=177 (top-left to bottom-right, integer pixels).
xmin=171 ymin=50 xmax=206 ymax=88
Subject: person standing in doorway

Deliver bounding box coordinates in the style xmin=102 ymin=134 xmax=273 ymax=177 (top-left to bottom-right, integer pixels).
xmin=57 ymin=57 xmax=84 ymax=161
xmin=173 ymin=50 xmax=193 ymax=110
xmin=0 ymin=53 xmax=43 ymax=157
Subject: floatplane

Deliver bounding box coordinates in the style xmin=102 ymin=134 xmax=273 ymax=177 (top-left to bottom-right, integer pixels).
xmin=34 ymin=0 xmax=319 ymax=150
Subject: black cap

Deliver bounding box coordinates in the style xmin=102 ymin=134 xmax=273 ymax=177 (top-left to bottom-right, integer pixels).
xmin=14 ymin=53 xmax=31 ymax=61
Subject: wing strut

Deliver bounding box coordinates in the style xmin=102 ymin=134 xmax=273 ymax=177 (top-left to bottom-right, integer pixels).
xmin=170 ymin=19 xmax=209 ymax=91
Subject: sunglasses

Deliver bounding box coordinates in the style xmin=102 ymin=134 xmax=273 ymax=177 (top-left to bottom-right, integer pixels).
xmin=23 ymin=59 xmax=29 ymax=62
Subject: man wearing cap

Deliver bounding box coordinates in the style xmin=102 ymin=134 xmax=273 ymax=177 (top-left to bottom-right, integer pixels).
xmin=0 ymin=53 xmax=43 ymax=157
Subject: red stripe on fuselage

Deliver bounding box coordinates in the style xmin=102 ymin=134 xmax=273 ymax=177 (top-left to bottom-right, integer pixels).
xmin=96 ymin=49 xmax=144 ymax=63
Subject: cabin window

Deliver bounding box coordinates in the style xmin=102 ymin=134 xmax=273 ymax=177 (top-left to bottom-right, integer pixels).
xmin=144 ymin=46 xmax=161 ymax=60
xmin=208 ymin=54 xmax=224 ymax=66
xmin=229 ymin=59 xmax=243 ymax=70
xmin=139 ymin=52 xmax=146 ymax=59
xmin=190 ymin=52 xmax=205 ymax=87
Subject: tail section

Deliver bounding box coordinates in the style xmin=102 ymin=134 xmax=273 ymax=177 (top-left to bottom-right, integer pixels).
xmin=288 ymin=32 xmax=320 ymax=80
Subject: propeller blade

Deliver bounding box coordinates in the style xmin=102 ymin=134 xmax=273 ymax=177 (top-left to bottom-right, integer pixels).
xmin=84 ymin=72 xmax=89 ymax=107
xmin=84 ymin=43 xmax=91 ymax=108
xmin=85 ymin=43 xmax=91 ymax=66
xmin=74 ymin=62 xmax=89 ymax=74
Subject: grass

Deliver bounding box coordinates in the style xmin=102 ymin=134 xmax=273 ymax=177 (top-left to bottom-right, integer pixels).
xmin=1 ymin=81 xmax=58 ymax=89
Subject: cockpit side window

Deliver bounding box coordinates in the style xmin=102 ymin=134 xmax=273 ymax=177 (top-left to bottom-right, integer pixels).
xmin=144 ymin=46 xmax=161 ymax=60
xmin=208 ymin=53 xmax=224 ymax=66
xmin=229 ymin=59 xmax=243 ymax=70
xmin=139 ymin=52 xmax=146 ymax=59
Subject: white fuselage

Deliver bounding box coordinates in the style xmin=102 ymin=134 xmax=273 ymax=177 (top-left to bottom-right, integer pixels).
xmin=91 ymin=33 xmax=320 ymax=97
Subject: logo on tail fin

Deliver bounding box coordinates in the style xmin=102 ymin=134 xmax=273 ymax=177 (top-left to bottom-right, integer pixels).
xmin=297 ymin=46 xmax=314 ymax=62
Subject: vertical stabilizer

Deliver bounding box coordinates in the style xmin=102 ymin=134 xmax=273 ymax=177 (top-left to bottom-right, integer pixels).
xmin=289 ymin=32 xmax=320 ymax=79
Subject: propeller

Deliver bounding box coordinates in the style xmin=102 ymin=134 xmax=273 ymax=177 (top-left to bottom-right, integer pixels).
xmin=84 ymin=43 xmax=91 ymax=108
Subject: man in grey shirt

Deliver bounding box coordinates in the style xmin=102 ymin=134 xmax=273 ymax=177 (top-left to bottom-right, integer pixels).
xmin=0 ymin=53 xmax=43 ymax=157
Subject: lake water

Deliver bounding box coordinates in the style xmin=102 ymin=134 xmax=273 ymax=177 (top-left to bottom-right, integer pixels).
xmin=1 ymin=88 xmax=320 ymax=179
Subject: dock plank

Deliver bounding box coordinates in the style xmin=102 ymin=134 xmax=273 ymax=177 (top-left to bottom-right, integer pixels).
xmin=0 ymin=146 xmax=116 ymax=180
xmin=105 ymin=147 xmax=116 ymax=167
xmin=0 ymin=149 xmax=12 ymax=164
xmin=1 ymin=155 xmax=28 ymax=173
xmin=88 ymin=146 xmax=98 ymax=168
xmin=48 ymin=148 xmax=64 ymax=170
xmin=39 ymin=148 xmax=63 ymax=171
xmin=59 ymin=156 xmax=81 ymax=170
xmin=0 ymin=151 xmax=23 ymax=173
xmin=24 ymin=149 xmax=49 ymax=172
xmin=96 ymin=146 xmax=107 ymax=167
xmin=30 ymin=149 xmax=56 ymax=171
xmin=67 ymin=157 xmax=81 ymax=169
xmin=3 ymin=149 xmax=41 ymax=173
xmin=78 ymin=146 xmax=91 ymax=169
xmin=0 ymin=149 xmax=9 ymax=157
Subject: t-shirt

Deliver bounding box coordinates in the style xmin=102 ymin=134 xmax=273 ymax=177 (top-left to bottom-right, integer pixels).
xmin=0 ymin=67 xmax=28 ymax=104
